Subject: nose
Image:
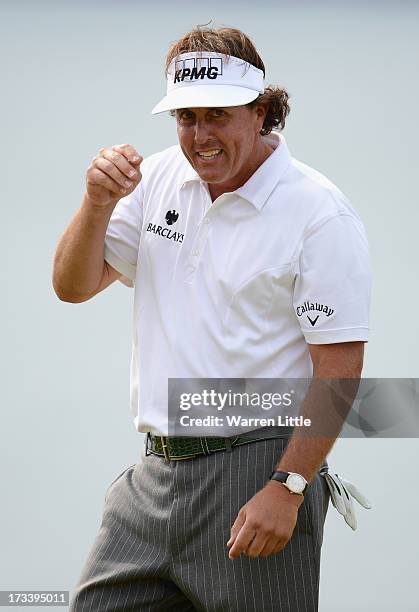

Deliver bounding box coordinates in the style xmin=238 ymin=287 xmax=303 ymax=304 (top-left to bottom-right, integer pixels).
xmin=193 ymin=118 xmax=213 ymax=146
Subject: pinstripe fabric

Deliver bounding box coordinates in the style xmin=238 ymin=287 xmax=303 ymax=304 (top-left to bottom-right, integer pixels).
xmin=69 ymin=437 xmax=330 ymax=612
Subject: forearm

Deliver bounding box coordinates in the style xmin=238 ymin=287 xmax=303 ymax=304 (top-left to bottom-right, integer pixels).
xmin=52 ymin=193 xmax=116 ymax=302
xmin=275 ymin=375 xmax=361 ymax=483
xmin=275 ymin=434 xmax=336 ymax=484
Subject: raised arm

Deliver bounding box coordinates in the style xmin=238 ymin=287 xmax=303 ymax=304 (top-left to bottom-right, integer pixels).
xmin=52 ymin=144 xmax=142 ymax=302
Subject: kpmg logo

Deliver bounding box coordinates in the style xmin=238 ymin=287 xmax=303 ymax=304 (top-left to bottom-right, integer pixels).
xmin=165 ymin=210 xmax=179 ymax=225
xmin=146 ymin=210 xmax=184 ymax=243
xmin=174 ymin=57 xmax=223 ymax=83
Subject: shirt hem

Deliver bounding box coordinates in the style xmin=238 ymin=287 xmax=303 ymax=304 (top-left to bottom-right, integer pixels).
xmin=104 ymin=246 xmax=136 ymax=287
xmin=303 ymin=327 xmax=369 ymax=344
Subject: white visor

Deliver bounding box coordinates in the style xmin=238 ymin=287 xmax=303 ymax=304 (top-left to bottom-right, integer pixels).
xmin=151 ymin=51 xmax=265 ymax=114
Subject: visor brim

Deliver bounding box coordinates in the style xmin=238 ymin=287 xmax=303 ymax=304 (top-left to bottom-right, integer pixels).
xmin=151 ymin=85 xmax=261 ymax=115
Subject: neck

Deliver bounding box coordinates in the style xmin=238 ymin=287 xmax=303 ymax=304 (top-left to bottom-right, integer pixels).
xmin=208 ymin=136 xmax=276 ymax=202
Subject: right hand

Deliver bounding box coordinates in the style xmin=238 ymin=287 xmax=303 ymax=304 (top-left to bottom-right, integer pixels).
xmin=85 ymin=143 xmax=143 ymax=208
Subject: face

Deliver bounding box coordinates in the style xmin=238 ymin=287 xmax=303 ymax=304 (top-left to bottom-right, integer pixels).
xmin=175 ymin=104 xmax=268 ymax=193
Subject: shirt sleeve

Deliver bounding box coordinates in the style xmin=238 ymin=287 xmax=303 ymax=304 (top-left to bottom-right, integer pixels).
xmin=104 ymin=181 xmax=144 ymax=288
xmin=293 ymin=213 xmax=372 ymax=344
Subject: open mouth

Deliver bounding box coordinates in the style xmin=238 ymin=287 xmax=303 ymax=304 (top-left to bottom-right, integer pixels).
xmin=196 ymin=149 xmax=223 ymax=160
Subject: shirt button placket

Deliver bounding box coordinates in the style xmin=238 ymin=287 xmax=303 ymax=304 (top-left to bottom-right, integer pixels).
xmin=185 ymin=214 xmax=212 ymax=282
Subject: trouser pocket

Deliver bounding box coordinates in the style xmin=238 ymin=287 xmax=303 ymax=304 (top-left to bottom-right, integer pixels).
xmin=104 ymin=463 xmax=136 ymax=502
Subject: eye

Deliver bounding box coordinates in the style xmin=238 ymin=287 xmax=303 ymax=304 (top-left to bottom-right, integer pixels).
xmin=177 ymin=109 xmax=194 ymax=122
xmin=211 ymin=108 xmax=226 ymax=118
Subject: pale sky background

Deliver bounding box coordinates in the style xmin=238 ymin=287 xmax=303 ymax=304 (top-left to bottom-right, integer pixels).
xmin=1 ymin=1 xmax=418 ymax=610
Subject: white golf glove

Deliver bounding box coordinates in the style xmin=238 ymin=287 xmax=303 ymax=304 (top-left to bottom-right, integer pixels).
xmin=319 ymin=467 xmax=372 ymax=530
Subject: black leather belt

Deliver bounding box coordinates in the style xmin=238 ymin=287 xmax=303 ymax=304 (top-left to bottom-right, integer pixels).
xmin=145 ymin=427 xmax=294 ymax=461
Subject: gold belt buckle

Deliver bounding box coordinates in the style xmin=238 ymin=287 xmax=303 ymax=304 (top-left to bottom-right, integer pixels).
xmin=160 ymin=436 xmax=170 ymax=461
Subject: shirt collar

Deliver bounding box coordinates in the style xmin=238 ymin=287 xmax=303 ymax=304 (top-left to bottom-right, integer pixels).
xmin=179 ymin=131 xmax=292 ymax=211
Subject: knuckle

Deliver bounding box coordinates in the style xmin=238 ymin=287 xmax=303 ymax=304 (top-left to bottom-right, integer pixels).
xmin=110 ymin=180 xmax=122 ymax=193
xmin=249 ymin=520 xmax=260 ymax=530
xmin=86 ymin=167 xmax=98 ymax=181
xmin=100 ymin=148 xmax=113 ymax=161
xmin=103 ymin=159 xmax=115 ymax=173
xmin=99 ymin=175 xmax=110 ymax=189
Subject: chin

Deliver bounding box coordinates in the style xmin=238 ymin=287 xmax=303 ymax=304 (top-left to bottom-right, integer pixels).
xmin=195 ymin=168 xmax=228 ymax=183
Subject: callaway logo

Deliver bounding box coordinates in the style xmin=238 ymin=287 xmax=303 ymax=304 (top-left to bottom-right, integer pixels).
xmin=174 ymin=57 xmax=223 ymax=83
xmin=146 ymin=210 xmax=183 ymax=244
xmin=165 ymin=210 xmax=179 ymax=225
xmin=296 ymin=301 xmax=335 ymax=327
xmin=307 ymin=315 xmax=319 ymax=327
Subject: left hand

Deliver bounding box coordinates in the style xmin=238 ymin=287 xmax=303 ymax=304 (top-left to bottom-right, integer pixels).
xmin=227 ymin=481 xmax=304 ymax=559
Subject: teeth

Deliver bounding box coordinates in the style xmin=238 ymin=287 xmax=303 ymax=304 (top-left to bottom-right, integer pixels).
xmin=197 ymin=149 xmax=222 ymax=158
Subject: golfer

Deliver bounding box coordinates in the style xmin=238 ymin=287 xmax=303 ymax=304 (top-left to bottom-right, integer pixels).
xmin=53 ymin=26 xmax=372 ymax=611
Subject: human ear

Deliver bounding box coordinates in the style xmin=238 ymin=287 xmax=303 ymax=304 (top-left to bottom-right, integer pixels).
xmin=253 ymin=103 xmax=268 ymax=132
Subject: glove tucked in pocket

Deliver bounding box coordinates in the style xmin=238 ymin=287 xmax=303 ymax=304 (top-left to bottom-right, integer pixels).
xmin=319 ymin=467 xmax=372 ymax=531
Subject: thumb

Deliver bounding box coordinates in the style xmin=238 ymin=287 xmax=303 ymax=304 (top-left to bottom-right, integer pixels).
xmin=132 ymin=155 xmax=143 ymax=166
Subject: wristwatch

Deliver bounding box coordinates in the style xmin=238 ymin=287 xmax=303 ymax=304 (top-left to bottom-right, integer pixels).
xmin=269 ymin=470 xmax=308 ymax=495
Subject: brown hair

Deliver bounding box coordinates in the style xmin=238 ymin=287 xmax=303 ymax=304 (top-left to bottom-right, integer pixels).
xmin=165 ymin=26 xmax=290 ymax=135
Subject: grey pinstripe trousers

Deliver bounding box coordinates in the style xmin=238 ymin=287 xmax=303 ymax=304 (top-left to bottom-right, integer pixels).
xmin=69 ymin=436 xmax=330 ymax=611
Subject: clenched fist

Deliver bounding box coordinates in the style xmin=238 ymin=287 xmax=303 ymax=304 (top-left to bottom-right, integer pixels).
xmin=85 ymin=144 xmax=143 ymax=208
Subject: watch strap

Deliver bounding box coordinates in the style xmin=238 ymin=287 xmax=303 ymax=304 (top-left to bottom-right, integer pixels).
xmin=269 ymin=470 xmax=308 ymax=494
xmin=269 ymin=470 xmax=289 ymax=483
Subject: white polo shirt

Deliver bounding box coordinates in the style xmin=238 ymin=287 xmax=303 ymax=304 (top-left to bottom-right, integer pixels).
xmin=104 ymin=131 xmax=371 ymax=435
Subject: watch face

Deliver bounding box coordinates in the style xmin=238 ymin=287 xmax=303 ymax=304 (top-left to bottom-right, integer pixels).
xmin=287 ymin=473 xmax=305 ymax=494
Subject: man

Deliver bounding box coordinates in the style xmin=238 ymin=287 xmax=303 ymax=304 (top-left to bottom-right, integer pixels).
xmin=54 ymin=26 xmax=371 ymax=612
